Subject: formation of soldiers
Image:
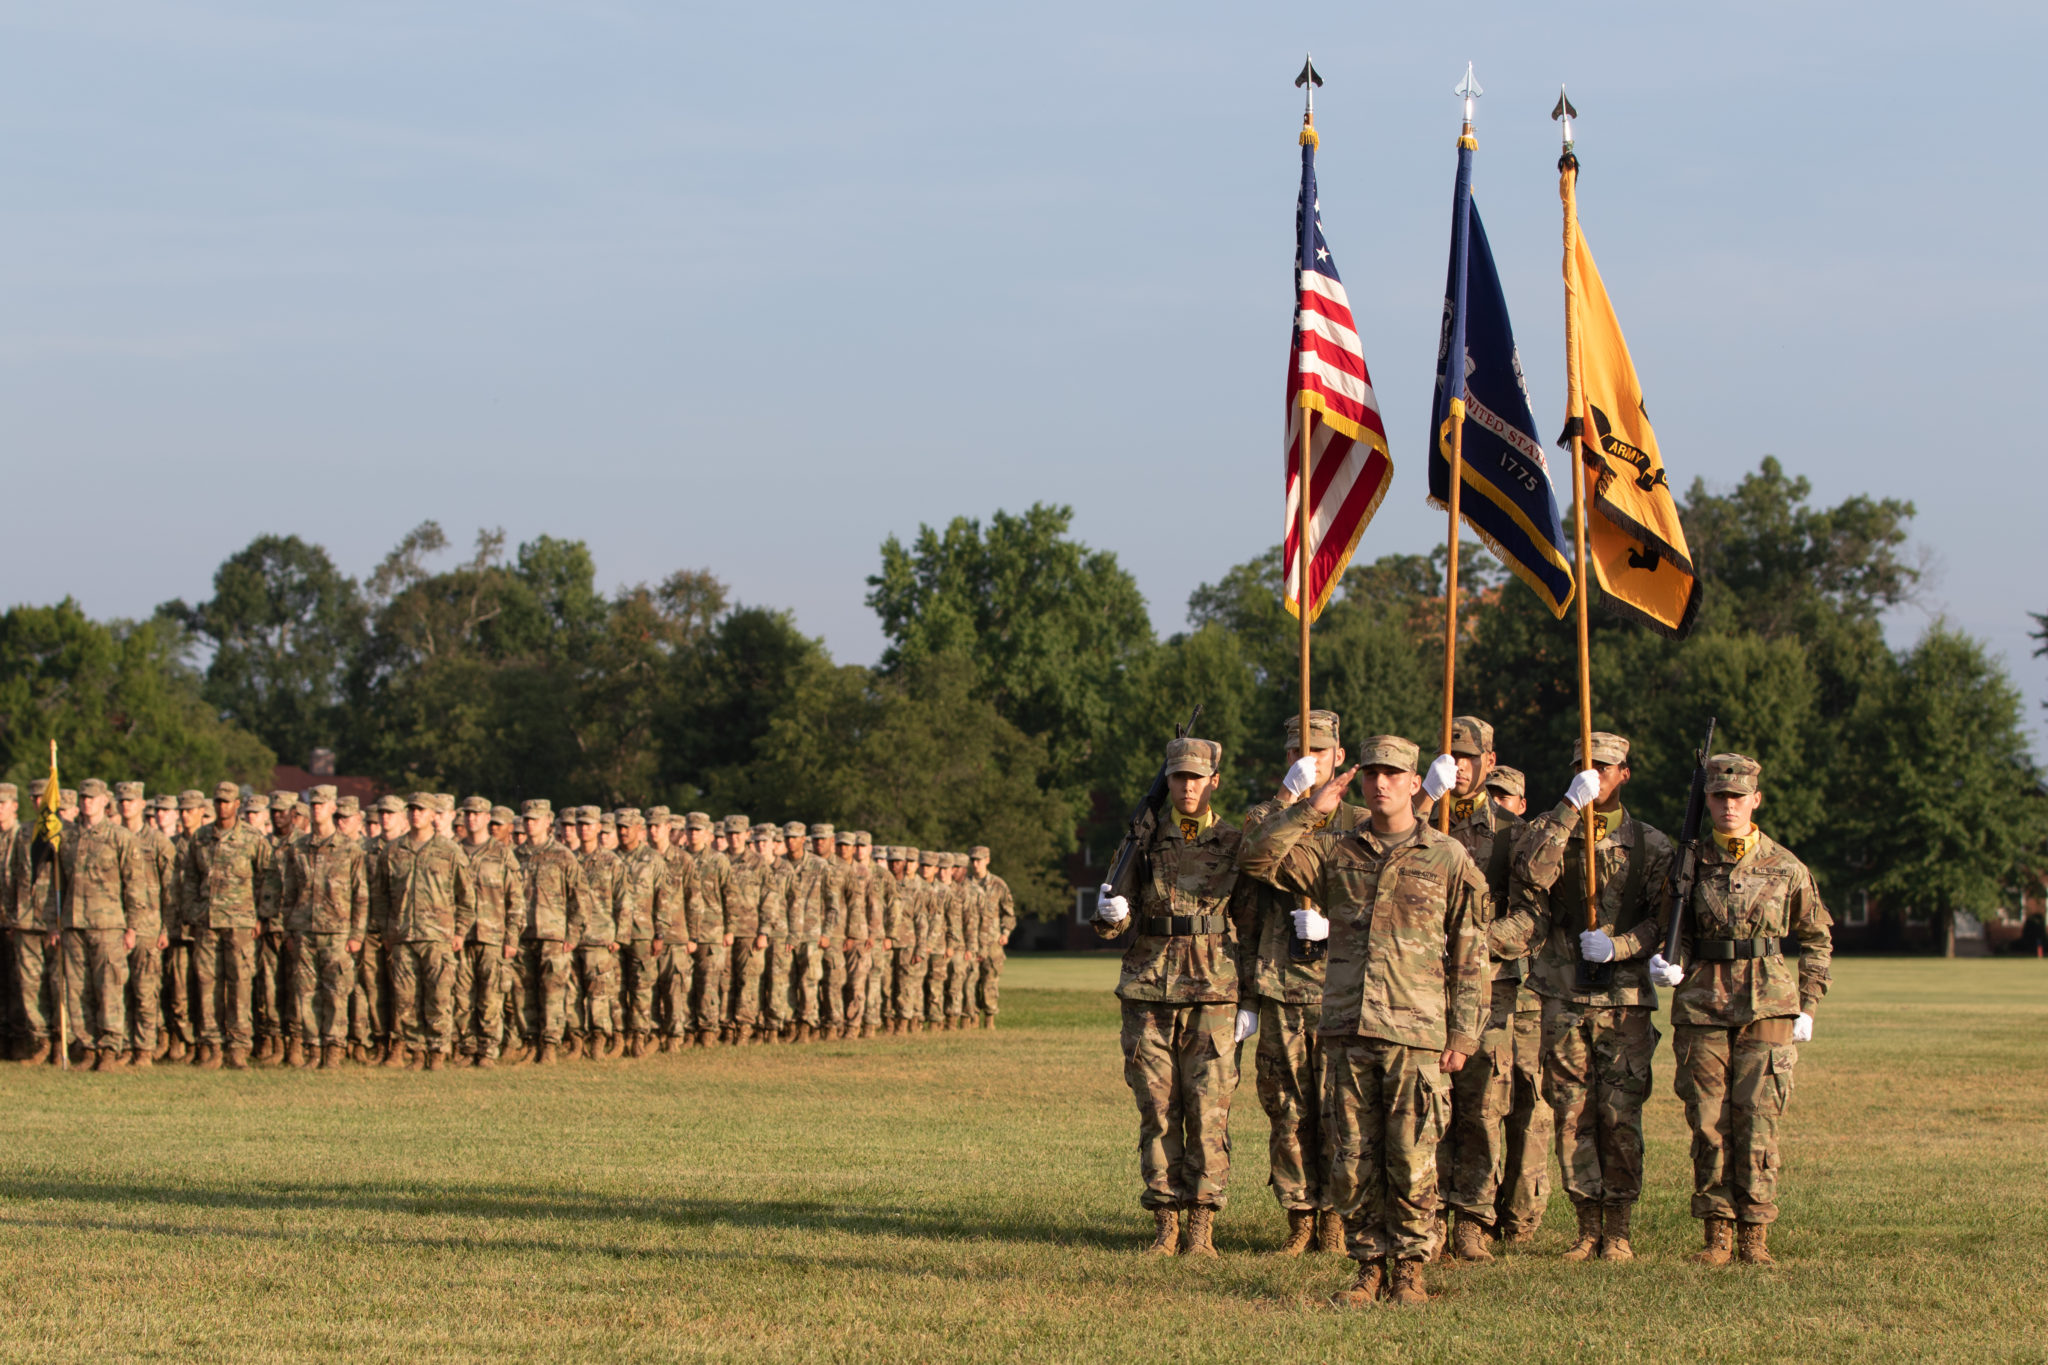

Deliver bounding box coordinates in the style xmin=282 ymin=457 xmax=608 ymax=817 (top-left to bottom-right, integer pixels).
xmin=0 ymin=780 xmax=1015 ymax=1072
xmin=1093 ymin=709 xmax=1833 ymax=1306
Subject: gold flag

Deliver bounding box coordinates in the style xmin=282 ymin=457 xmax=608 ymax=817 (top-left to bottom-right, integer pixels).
xmin=1562 ymin=162 xmax=1701 ymax=638
xmin=35 ymin=740 xmax=62 ymax=854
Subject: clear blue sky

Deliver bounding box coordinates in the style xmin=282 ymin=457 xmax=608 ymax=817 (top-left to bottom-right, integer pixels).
xmin=4 ymin=2 xmax=2042 ymax=750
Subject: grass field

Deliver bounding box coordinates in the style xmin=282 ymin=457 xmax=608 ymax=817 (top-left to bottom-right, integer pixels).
xmin=0 ymin=956 xmax=2044 ymax=1362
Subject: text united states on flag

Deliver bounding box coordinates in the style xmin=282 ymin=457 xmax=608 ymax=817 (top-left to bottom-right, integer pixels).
xmin=1285 ymin=138 xmax=1391 ymax=621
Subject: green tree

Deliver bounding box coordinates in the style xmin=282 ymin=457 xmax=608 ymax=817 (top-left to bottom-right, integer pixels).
xmin=866 ymin=503 xmax=1153 ymax=792
xmin=0 ymin=601 xmax=274 ymax=789
xmin=160 ymin=534 xmax=367 ymax=765
xmin=1858 ymin=624 xmax=2046 ymax=954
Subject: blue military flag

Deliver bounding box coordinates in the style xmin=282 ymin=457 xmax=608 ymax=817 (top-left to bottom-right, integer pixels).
xmin=1428 ymin=139 xmax=1575 ymax=617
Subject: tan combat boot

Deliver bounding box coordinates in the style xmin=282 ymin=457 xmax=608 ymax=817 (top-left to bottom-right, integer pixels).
xmin=1560 ymin=1203 xmax=1603 ymax=1262
xmin=1274 ymin=1209 xmax=1316 ymax=1257
xmin=1146 ymin=1206 xmax=1181 ymax=1255
xmin=223 ymin=1046 xmax=249 ymax=1071
xmin=1330 ymin=1259 xmax=1385 ymax=1308
xmin=281 ymin=1039 xmax=302 ymax=1069
xmin=165 ymin=1037 xmax=187 ymax=1063
xmin=379 ymin=1042 xmax=404 ymax=1068
xmin=316 ymin=1044 xmax=336 ymax=1070
xmin=1600 ymin=1205 xmax=1635 ymax=1262
xmin=1182 ymin=1206 xmax=1219 ymax=1258
xmin=1500 ymin=1223 xmax=1537 ymax=1248
xmin=1452 ymin=1211 xmax=1495 ymax=1263
xmin=197 ymin=1043 xmax=222 ymax=1071
xmin=1736 ymin=1221 xmax=1775 ymax=1266
xmin=1316 ymin=1210 xmax=1347 ymax=1255
xmin=129 ymin=1049 xmax=152 ymax=1070
xmin=19 ymin=1039 xmax=51 ymax=1067
xmin=1387 ymin=1258 xmax=1430 ymax=1305
xmin=1691 ymin=1217 xmax=1735 ymax=1266
xmin=91 ymin=1047 xmax=116 ymax=1072
xmin=424 ymin=1050 xmax=442 ymax=1072
xmin=536 ymin=1042 xmax=557 ymax=1065
xmin=474 ymin=1053 xmax=495 ymax=1070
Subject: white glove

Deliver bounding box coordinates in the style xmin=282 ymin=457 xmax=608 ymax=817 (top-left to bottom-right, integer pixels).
xmin=1791 ymin=1012 xmax=1813 ymax=1043
xmin=1290 ymin=908 xmax=1330 ymax=942
xmin=1233 ymin=1008 xmax=1259 ymax=1043
xmin=1096 ymin=884 xmax=1128 ymax=924
xmin=1578 ymin=929 xmax=1616 ymax=963
xmin=1282 ymin=756 xmax=1320 ymax=797
xmin=1648 ymin=952 xmax=1683 ymax=987
xmin=1564 ymin=768 xmax=1601 ymax=810
xmin=1422 ymin=753 xmax=1459 ymax=801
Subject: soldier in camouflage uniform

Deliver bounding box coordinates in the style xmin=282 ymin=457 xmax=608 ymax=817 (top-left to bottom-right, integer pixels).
xmin=772 ymin=823 xmax=834 ymax=1043
xmin=918 ymin=851 xmax=950 ymax=1030
xmin=1473 ymin=764 xmax=1549 ymax=1241
xmin=829 ymin=830 xmax=867 ymax=1039
xmin=161 ymin=791 xmax=206 ymax=1061
xmin=253 ymin=791 xmax=297 ymax=1063
xmin=374 ymin=792 xmax=476 ymax=1070
xmin=948 ymin=855 xmax=980 ymax=1030
xmin=0 ymin=783 xmax=19 ymax=1058
xmin=457 ymin=797 xmax=525 ymax=1067
xmin=516 ymin=799 xmax=580 ymax=1063
xmin=1656 ymin=753 xmax=1832 ymax=1267
xmin=571 ymin=807 xmax=625 ymax=1058
xmin=186 ymin=780 xmax=277 ymax=1070
xmin=1239 ymin=736 xmax=1490 ymax=1307
xmin=1094 ymin=737 xmax=1259 ymax=1259
xmin=673 ymin=814 xmax=732 ymax=1047
xmin=891 ymin=848 xmax=929 ymax=1034
xmin=614 ymin=810 xmax=661 ymax=1056
xmin=58 ymin=779 xmax=148 ymax=1071
xmin=350 ymin=796 xmax=399 ymax=1062
xmin=730 ymin=821 xmax=780 ymax=1043
xmin=1488 ymin=732 xmax=1673 ymax=1263
xmin=116 ymin=783 xmax=175 ymax=1067
xmin=858 ymin=835 xmax=894 ymax=1035
xmin=968 ymin=845 xmax=1013 ymax=1030
xmin=808 ymin=825 xmax=850 ymax=1039
xmin=1239 ymin=711 xmax=1359 ymax=1256
xmin=1429 ymin=717 xmax=1540 ymax=1261
xmin=281 ymin=786 xmax=369 ymax=1069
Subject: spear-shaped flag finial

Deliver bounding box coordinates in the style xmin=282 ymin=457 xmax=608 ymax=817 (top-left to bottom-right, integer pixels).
xmin=1455 ymin=61 xmax=1482 ymax=132
xmin=1296 ymin=53 xmax=1323 ymax=145
xmin=1552 ymin=84 xmax=1577 ymax=149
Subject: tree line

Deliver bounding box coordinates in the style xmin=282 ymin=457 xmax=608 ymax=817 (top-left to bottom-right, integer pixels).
xmin=0 ymin=456 xmax=2041 ymax=932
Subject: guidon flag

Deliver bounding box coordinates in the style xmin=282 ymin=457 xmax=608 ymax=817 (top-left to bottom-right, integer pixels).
xmin=1561 ymin=155 xmax=1701 ymax=638
xmin=1284 ymin=120 xmax=1390 ymax=621
xmin=1428 ymin=131 xmax=1574 ymax=617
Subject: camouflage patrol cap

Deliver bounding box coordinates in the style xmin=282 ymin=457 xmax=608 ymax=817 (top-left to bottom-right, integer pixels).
xmin=1449 ymin=716 xmax=1494 ymax=758
xmin=0 ymin=782 xmax=15 ymax=802
xmin=376 ymin=794 xmax=406 ymax=815
xmin=179 ymin=790 xmax=207 ymax=811
xmin=406 ymin=791 xmax=433 ymax=809
xmin=1283 ymin=708 xmax=1342 ymax=752
xmin=336 ymin=795 xmax=361 ymax=816
xmin=723 ymin=815 xmax=749 ymax=834
xmin=434 ymin=793 xmax=455 ymax=812
xmin=29 ymin=779 xmax=48 ymax=798
xmin=855 ymin=831 xmax=872 ymax=847
xmin=491 ymin=805 xmax=516 ymax=826
xmin=810 ymin=822 xmax=835 ymax=840
xmin=970 ymin=845 xmax=990 ymax=860
xmin=112 ymin=781 xmax=144 ymax=801
xmin=919 ymin=850 xmax=940 ymax=867
xmin=458 ymin=795 xmax=491 ymax=815
xmin=78 ymin=778 xmax=109 ymax=799
xmin=686 ymin=812 xmax=713 ymax=831
xmin=214 ymin=780 xmax=241 ymax=802
xmin=1574 ymin=732 xmax=1631 ymax=767
xmin=274 ymin=790 xmax=301 ymax=809
xmin=1483 ymin=765 xmax=1526 ymax=799
xmin=1705 ymin=752 xmax=1762 ymax=795
xmin=576 ymin=805 xmax=602 ymax=824
xmin=835 ymin=829 xmax=856 ymax=845
xmin=1355 ymin=735 xmax=1420 ymax=772
xmin=521 ymin=798 xmax=553 ymax=819
xmin=151 ymin=793 xmax=173 ymax=812
xmin=307 ymin=785 xmax=339 ymax=805
xmin=617 ymin=810 xmax=645 ymax=828
xmin=752 ymin=822 xmax=777 ymax=839
xmin=783 ymin=820 xmax=806 ymax=838
xmin=1164 ymin=737 xmax=1221 ymax=777
xmin=902 ymin=845 xmax=919 ymax=862
xmin=59 ymin=788 xmax=76 ymax=806
xmin=645 ymin=805 xmax=670 ymax=823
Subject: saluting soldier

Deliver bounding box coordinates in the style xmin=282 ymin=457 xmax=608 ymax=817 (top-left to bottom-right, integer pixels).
xmin=1094 ymin=737 xmax=1258 ymax=1259
xmin=1656 ymin=753 xmax=1832 ymax=1266
xmin=1238 ymin=736 xmax=1489 ymax=1308
xmin=1239 ymin=710 xmax=1359 ymax=1257
xmin=1488 ymin=732 xmax=1672 ymax=1264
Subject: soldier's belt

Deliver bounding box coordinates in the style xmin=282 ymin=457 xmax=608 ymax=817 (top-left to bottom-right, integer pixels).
xmin=1694 ymin=936 xmax=1782 ymax=961
xmin=1140 ymin=914 xmax=1227 ymax=937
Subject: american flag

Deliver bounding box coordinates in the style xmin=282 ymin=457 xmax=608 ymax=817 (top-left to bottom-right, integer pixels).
xmin=1285 ymin=130 xmax=1390 ymax=621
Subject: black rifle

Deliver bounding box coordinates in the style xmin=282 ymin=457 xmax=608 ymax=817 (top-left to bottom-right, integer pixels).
xmin=1099 ymin=705 xmax=1203 ymax=916
xmin=1661 ymin=717 xmax=1718 ymax=965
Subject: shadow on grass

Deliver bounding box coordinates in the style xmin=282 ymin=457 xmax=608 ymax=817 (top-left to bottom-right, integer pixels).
xmin=0 ymin=1173 xmax=1135 ymax=1254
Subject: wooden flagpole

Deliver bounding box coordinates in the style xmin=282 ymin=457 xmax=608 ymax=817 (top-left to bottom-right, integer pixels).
xmin=1558 ymin=93 xmax=1601 ymax=931
xmin=1438 ymin=68 xmax=1481 ymax=832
